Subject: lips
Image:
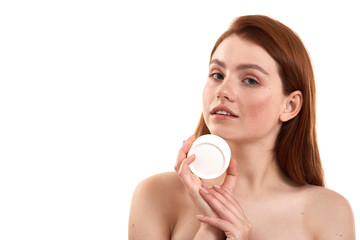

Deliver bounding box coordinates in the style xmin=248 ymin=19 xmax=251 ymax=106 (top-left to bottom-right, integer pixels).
xmin=211 ymin=105 xmax=239 ymax=117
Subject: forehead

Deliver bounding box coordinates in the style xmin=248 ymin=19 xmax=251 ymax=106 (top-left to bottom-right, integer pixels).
xmin=211 ymin=35 xmax=278 ymax=74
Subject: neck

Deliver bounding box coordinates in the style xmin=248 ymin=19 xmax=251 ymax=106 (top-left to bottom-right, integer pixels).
xmin=227 ymin=139 xmax=287 ymax=193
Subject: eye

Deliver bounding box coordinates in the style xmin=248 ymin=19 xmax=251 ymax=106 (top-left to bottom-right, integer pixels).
xmin=209 ymin=73 xmax=224 ymax=80
xmin=243 ymin=78 xmax=258 ymax=85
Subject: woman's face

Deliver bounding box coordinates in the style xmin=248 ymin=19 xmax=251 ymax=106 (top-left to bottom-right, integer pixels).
xmin=203 ymin=35 xmax=288 ymax=144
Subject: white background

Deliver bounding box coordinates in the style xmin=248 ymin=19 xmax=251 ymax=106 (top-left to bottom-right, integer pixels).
xmin=0 ymin=0 xmax=359 ymax=239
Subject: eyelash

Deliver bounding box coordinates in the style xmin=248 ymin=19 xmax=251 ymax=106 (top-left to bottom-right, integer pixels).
xmin=208 ymin=72 xmax=259 ymax=86
xmin=243 ymin=78 xmax=259 ymax=86
xmin=208 ymin=73 xmax=224 ymax=80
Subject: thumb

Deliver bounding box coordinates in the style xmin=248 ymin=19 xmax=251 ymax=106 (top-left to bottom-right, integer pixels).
xmin=221 ymin=159 xmax=238 ymax=192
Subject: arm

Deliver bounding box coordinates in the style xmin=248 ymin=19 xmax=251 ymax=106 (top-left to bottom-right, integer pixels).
xmin=128 ymin=175 xmax=173 ymax=240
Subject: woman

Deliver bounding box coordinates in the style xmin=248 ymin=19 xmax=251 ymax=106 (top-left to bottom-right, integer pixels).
xmin=128 ymin=15 xmax=355 ymax=239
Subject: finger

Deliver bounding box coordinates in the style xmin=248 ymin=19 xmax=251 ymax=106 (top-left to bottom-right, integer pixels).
xmin=197 ymin=215 xmax=252 ymax=239
xmin=196 ymin=215 xmax=233 ymax=233
xmin=179 ymin=154 xmax=196 ymax=172
xmin=182 ymin=134 xmax=197 ymax=153
xmin=178 ymin=154 xmax=210 ymax=210
xmin=199 ymin=186 xmax=238 ymax=221
xmin=213 ymin=185 xmax=244 ymax=214
xmin=221 ymin=159 xmax=238 ymax=192
xmin=177 ymin=154 xmax=197 ymax=185
xmin=211 ymin=187 xmax=251 ymax=227
xmin=174 ymin=135 xmax=196 ymax=171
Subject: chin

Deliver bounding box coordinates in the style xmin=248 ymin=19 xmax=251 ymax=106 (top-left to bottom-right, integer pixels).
xmin=208 ymin=127 xmax=237 ymax=141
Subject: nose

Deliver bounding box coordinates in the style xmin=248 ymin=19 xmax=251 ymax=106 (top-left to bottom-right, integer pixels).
xmin=216 ymin=77 xmax=236 ymax=102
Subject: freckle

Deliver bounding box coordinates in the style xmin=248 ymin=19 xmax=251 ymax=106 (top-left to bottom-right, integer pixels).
xmin=132 ymin=223 xmax=135 ymax=227
xmin=301 ymin=211 xmax=304 ymax=215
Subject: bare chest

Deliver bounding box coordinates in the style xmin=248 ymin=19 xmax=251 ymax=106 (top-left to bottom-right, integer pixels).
xmin=170 ymin=195 xmax=312 ymax=240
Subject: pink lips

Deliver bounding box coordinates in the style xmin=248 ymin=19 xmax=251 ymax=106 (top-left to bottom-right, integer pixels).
xmin=211 ymin=105 xmax=239 ymax=118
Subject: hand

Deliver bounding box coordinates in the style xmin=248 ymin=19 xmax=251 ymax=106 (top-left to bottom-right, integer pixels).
xmin=174 ymin=135 xmax=239 ymax=216
xmin=175 ymin=135 xmax=249 ymax=239
xmin=196 ymin=182 xmax=252 ymax=239
xmin=174 ymin=135 xmax=214 ymax=216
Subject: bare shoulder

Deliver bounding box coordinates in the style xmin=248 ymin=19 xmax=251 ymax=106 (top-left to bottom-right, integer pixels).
xmin=303 ymin=185 xmax=355 ymax=239
xmin=129 ymin=172 xmax=185 ymax=239
xmin=133 ymin=171 xmax=184 ymax=201
xmin=130 ymin=171 xmax=185 ymax=216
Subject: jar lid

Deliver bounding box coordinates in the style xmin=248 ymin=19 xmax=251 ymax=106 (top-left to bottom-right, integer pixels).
xmin=188 ymin=134 xmax=231 ymax=179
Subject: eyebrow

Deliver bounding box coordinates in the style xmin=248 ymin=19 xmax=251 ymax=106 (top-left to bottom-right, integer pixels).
xmin=209 ymin=59 xmax=270 ymax=76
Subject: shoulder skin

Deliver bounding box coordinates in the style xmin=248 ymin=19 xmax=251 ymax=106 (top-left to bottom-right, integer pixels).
xmin=304 ymin=186 xmax=356 ymax=239
xmin=128 ymin=172 xmax=185 ymax=240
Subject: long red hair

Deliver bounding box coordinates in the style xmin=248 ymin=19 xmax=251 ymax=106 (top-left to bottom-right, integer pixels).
xmin=195 ymin=15 xmax=324 ymax=186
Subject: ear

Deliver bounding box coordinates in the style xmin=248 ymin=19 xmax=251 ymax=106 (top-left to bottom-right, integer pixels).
xmin=279 ymin=90 xmax=303 ymax=122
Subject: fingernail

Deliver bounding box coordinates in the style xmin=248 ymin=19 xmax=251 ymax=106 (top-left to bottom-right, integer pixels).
xmin=204 ymin=183 xmax=212 ymax=189
xmin=213 ymin=185 xmax=221 ymax=189
xmin=196 ymin=214 xmax=204 ymax=218
xmin=200 ymin=187 xmax=209 ymax=193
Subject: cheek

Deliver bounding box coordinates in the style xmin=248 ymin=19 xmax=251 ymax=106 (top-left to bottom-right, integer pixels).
xmin=243 ymin=92 xmax=281 ymax=124
xmin=202 ymin=84 xmax=212 ymax=110
xmin=202 ymin=83 xmax=216 ymax=127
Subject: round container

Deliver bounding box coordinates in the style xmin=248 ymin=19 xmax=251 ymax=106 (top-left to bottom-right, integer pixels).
xmin=188 ymin=134 xmax=231 ymax=179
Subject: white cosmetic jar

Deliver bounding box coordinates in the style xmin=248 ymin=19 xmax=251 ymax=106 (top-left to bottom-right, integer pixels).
xmin=188 ymin=134 xmax=231 ymax=179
